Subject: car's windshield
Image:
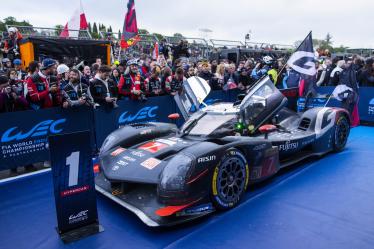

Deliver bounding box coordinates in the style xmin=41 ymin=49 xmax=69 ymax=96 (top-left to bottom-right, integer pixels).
xmin=183 ymin=113 xmax=236 ymax=136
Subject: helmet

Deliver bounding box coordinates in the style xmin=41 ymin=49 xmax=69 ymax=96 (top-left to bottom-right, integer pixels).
xmin=41 ymin=58 xmax=56 ymax=70
xmin=8 ymin=27 xmax=17 ymax=33
xmin=13 ymin=59 xmax=22 ymax=65
xmin=57 ymin=64 xmax=69 ymax=75
xmin=262 ymin=56 xmax=273 ymax=65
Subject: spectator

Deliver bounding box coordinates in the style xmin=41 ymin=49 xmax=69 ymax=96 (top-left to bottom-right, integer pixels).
xmin=212 ymin=64 xmax=225 ymax=90
xmin=26 ymin=58 xmax=60 ymax=110
xmin=90 ymin=65 xmax=119 ymax=108
xmin=110 ymin=68 xmax=121 ymax=86
xmin=1 ymin=58 xmax=12 ymax=73
xmin=238 ymin=67 xmax=251 ymax=90
xmin=198 ymin=61 xmax=214 ymax=85
xmin=224 ymin=63 xmax=239 ymax=90
xmin=7 ymin=68 xmax=28 ymax=111
xmin=56 ymin=64 xmax=69 ymax=89
xmin=81 ymin=65 xmax=92 ymax=85
xmin=96 ymin=58 xmax=102 ymax=66
xmin=358 ymin=58 xmax=374 ymax=87
xmin=62 ymin=69 xmax=94 ymax=108
xmin=330 ymin=60 xmax=345 ymax=86
xmin=0 ymin=74 xmax=11 ymax=113
xmin=13 ymin=59 xmax=26 ymax=80
xmin=26 ymin=61 xmax=40 ymax=77
xmin=2 ymin=27 xmax=22 ymax=61
xmin=145 ymin=66 xmax=164 ymax=97
xmin=165 ymin=67 xmax=185 ymax=95
xmin=118 ymin=59 xmax=146 ymax=101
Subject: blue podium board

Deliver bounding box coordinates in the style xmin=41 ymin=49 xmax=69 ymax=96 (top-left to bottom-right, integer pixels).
xmin=48 ymin=131 xmax=103 ymax=243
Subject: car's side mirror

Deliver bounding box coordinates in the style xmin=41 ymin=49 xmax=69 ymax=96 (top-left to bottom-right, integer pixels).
xmin=168 ymin=113 xmax=180 ymax=120
xmin=259 ymin=124 xmax=277 ymax=139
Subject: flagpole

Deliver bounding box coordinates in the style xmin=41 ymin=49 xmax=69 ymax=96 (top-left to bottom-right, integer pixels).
xmin=276 ymin=31 xmax=313 ymax=82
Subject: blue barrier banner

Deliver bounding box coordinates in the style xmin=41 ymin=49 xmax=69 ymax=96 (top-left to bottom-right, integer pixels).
xmin=317 ymin=87 xmax=374 ymax=123
xmin=358 ymin=87 xmax=374 ymax=123
xmin=0 ymin=106 xmax=94 ymax=169
xmin=49 ymin=131 xmax=101 ymax=241
xmin=94 ymin=95 xmax=178 ymax=148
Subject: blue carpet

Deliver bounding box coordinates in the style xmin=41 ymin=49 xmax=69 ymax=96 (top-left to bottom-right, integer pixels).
xmin=0 ymin=126 xmax=373 ymax=249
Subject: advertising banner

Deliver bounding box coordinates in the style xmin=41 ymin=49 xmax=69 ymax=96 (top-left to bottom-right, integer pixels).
xmin=0 ymin=106 xmax=94 ymax=170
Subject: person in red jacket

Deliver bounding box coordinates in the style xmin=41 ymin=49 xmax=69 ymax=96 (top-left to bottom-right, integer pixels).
xmin=118 ymin=59 xmax=147 ymax=101
xmin=26 ymin=58 xmax=59 ymax=109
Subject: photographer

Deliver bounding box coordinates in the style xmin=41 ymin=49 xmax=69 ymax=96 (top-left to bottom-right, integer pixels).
xmin=90 ymin=65 xmax=119 ymax=108
xmin=3 ymin=27 xmax=22 ymax=61
xmin=7 ymin=69 xmax=28 ymax=111
xmin=26 ymin=58 xmax=59 ymax=110
xmin=118 ymin=59 xmax=147 ymax=101
xmin=62 ymin=69 xmax=93 ymax=108
xmin=1 ymin=58 xmax=12 ymax=73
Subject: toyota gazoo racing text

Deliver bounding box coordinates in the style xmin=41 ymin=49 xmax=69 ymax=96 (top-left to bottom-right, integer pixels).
xmin=95 ymin=76 xmax=351 ymax=226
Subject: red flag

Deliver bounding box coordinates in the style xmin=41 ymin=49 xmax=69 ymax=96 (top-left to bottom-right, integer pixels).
xmin=121 ymin=0 xmax=140 ymax=48
xmin=60 ymin=0 xmax=88 ymax=38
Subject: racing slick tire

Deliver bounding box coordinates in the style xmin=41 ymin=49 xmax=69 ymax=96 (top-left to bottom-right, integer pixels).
xmin=333 ymin=114 xmax=350 ymax=152
xmin=211 ymin=148 xmax=249 ymax=210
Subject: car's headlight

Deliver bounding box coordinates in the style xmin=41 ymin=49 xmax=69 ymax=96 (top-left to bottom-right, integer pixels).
xmin=160 ymin=154 xmax=194 ymax=191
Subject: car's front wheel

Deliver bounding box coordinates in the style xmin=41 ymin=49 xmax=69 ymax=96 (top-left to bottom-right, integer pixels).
xmin=211 ymin=148 xmax=249 ymax=210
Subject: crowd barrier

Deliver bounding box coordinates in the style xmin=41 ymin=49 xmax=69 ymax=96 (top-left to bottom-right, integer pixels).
xmin=0 ymin=88 xmax=373 ymax=170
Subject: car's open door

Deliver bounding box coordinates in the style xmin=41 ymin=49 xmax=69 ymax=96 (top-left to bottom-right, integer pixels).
xmin=174 ymin=76 xmax=211 ymax=120
xmin=239 ymin=76 xmax=288 ymax=132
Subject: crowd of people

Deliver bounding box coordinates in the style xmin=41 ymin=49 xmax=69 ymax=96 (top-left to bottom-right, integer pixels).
xmin=1 ymin=28 xmax=374 ymax=114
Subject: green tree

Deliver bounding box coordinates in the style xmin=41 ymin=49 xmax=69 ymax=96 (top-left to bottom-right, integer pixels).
xmin=108 ymin=26 xmax=112 ymax=33
xmin=54 ymin=24 xmax=64 ymax=36
xmin=333 ymin=45 xmax=349 ymax=53
xmin=118 ymin=30 xmax=122 ymax=40
xmin=88 ymin=22 xmax=92 ymax=33
xmin=138 ymin=29 xmax=149 ymax=35
xmin=173 ymin=33 xmax=184 ymax=38
xmin=153 ymin=32 xmax=164 ymax=41
xmin=92 ymin=22 xmax=99 ymax=38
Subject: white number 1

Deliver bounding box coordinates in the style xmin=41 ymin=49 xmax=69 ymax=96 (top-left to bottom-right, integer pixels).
xmin=66 ymin=151 xmax=80 ymax=187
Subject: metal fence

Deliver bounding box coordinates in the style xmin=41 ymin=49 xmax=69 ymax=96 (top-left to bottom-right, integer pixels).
xmin=6 ymin=25 xmax=92 ymax=39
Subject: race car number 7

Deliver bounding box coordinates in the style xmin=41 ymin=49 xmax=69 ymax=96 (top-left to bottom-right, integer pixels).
xmin=66 ymin=151 xmax=80 ymax=187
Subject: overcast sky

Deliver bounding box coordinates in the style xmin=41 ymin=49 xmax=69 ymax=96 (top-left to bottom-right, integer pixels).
xmin=0 ymin=0 xmax=373 ymax=48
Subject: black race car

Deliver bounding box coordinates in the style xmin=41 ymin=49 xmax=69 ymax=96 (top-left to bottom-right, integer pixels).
xmin=95 ymin=76 xmax=350 ymax=227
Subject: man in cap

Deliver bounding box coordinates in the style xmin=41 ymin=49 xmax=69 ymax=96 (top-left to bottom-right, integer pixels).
xmin=1 ymin=58 xmax=12 ymax=73
xmin=26 ymin=58 xmax=60 ymax=109
xmin=13 ymin=59 xmax=26 ymax=80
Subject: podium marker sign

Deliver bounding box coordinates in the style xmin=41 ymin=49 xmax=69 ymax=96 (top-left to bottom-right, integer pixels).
xmin=49 ymin=131 xmax=103 ymax=243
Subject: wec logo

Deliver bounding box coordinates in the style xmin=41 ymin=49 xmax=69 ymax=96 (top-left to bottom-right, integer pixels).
xmin=368 ymin=98 xmax=374 ymax=116
xmin=1 ymin=119 xmax=66 ymax=143
xmin=118 ymin=106 xmax=158 ymax=124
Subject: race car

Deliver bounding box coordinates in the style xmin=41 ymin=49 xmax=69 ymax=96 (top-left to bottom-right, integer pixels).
xmin=95 ymin=76 xmax=350 ymax=227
